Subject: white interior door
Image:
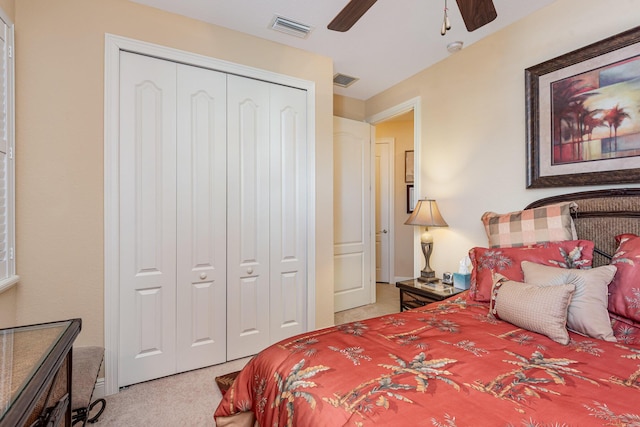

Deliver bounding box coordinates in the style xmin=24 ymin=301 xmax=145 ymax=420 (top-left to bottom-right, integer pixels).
xmin=375 ymin=140 xmax=393 ymax=283
xmin=119 ymin=52 xmax=177 ymax=386
xmin=333 ymin=116 xmax=375 ymax=312
xmin=226 ymin=75 xmax=271 ymax=359
xmin=175 ymin=64 xmax=227 ymax=372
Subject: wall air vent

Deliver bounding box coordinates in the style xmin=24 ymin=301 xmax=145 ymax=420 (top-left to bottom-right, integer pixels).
xmin=270 ymin=15 xmax=312 ymax=39
xmin=333 ymin=73 xmax=359 ymax=88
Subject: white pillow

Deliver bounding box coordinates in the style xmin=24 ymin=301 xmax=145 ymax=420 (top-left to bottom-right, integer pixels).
xmin=521 ymin=261 xmax=617 ymax=342
xmin=490 ymin=273 xmax=575 ymax=345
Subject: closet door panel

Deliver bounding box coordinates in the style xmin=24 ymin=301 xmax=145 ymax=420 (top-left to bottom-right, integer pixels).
xmin=119 ymin=52 xmax=177 ymax=387
xmin=227 ymin=75 xmax=271 ymax=359
xmin=176 ymin=64 xmax=228 ymax=372
xmin=269 ymin=84 xmax=307 ymax=342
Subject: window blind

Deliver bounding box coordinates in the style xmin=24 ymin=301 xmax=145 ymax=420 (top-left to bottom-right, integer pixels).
xmin=0 ymin=12 xmax=16 ymax=291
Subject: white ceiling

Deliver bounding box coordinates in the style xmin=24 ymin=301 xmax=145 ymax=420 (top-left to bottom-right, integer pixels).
xmin=130 ymin=0 xmax=556 ymax=100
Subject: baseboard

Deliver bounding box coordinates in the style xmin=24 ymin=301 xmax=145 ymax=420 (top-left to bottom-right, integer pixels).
xmin=93 ymin=377 xmax=105 ymax=399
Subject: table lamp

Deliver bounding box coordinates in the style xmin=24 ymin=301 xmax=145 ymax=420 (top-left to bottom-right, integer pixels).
xmin=404 ymin=198 xmax=448 ymax=282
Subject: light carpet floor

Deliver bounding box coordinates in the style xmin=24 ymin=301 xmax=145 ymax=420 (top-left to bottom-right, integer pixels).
xmin=334 ymin=281 xmax=400 ymax=325
xmin=98 ymin=282 xmax=399 ymax=426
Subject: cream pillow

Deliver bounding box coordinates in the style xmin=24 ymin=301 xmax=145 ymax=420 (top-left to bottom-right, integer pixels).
xmin=490 ymin=274 xmax=575 ymax=345
xmin=521 ymin=261 xmax=617 ymax=342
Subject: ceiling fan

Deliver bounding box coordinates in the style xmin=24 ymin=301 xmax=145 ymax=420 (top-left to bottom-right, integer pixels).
xmin=327 ymin=0 xmax=497 ymax=33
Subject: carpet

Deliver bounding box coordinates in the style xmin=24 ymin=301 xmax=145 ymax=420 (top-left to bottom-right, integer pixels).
xmin=215 ymin=371 xmax=240 ymax=396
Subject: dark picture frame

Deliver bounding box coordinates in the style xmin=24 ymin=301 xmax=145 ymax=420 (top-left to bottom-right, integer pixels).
xmin=406 ymin=184 xmax=414 ymax=213
xmin=525 ymin=26 xmax=640 ymax=188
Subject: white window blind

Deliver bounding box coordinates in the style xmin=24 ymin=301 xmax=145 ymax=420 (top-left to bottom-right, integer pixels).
xmin=0 ymin=10 xmax=16 ymax=292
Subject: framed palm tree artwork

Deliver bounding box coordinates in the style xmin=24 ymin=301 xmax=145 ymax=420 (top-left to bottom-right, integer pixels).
xmin=526 ymin=25 xmax=640 ymax=188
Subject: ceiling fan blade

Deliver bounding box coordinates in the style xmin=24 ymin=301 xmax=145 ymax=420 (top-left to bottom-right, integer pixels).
xmin=455 ymin=0 xmax=497 ymax=32
xmin=328 ymin=0 xmax=378 ymax=32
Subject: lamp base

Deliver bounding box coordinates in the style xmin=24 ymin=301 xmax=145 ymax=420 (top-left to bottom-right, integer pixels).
xmin=417 ymin=270 xmax=439 ymax=283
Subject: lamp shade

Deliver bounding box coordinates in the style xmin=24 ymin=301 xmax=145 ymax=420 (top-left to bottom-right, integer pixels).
xmin=404 ymin=199 xmax=448 ymax=227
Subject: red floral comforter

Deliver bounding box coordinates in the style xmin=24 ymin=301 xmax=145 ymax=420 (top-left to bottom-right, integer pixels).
xmin=215 ymin=296 xmax=640 ymax=426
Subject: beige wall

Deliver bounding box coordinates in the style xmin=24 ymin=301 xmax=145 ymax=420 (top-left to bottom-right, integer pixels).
xmin=0 ymin=287 xmax=16 ymax=327
xmin=0 ymin=0 xmax=13 ymax=21
xmin=366 ymin=0 xmax=640 ymax=276
xmin=334 ymin=94 xmax=366 ymax=121
xmin=375 ymin=118 xmax=414 ymax=280
xmin=9 ymin=0 xmax=335 ymax=344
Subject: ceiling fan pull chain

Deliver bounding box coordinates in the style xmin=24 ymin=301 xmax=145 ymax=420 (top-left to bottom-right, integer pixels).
xmin=441 ymin=0 xmax=452 ymax=36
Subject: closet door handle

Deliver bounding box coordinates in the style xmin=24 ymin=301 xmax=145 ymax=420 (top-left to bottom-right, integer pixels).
xmin=247 ymin=267 xmax=254 ymax=275
xmin=199 ymin=273 xmax=207 ymax=280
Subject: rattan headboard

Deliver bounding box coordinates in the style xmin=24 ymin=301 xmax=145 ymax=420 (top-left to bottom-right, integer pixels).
xmin=526 ymin=188 xmax=640 ymax=267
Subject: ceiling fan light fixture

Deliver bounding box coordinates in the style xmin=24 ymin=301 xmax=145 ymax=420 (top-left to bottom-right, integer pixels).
xmin=441 ymin=0 xmax=452 ymax=36
xmin=447 ymin=41 xmax=464 ymax=53
xmin=270 ymin=15 xmax=312 ymax=39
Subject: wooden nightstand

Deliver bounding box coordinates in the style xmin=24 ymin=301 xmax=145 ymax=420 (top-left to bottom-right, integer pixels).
xmin=395 ymin=279 xmax=463 ymax=311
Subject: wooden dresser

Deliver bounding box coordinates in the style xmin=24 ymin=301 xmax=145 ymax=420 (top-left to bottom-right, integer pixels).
xmin=0 ymin=319 xmax=81 ymax=426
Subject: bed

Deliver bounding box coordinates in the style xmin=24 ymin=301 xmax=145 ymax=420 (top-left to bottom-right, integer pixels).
xmin=215 ymin=188 xmax=640 ymax=426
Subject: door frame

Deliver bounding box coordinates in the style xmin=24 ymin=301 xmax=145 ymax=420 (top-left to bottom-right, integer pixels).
xmin=375 ymin=138 xmax=395 ymax=283
xmin=367 ymin=98 xmax=421 ymax=281
xmin=103 ymin=34 xmax=317 ymax=395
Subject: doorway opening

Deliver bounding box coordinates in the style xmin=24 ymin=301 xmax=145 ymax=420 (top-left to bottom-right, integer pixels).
xmin=368 ymin=97 xmax=421 ymax=287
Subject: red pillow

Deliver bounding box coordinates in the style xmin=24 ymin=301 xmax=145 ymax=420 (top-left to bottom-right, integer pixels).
xmin=468 ymin=240 xmax=595 ymax=302
xmin=609 ymin=234 xmax=640 ymax=322
xmin=610 ymin=312 xmax=640 ymax=345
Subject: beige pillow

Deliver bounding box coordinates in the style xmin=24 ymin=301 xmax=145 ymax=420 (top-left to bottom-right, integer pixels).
xmin=521 ymin=261 xmax=617 ymax=342
xmin=490 ymin=274 xmax=575 ymax=345
xmin=481 ymin=202 xmax=577 ymax=248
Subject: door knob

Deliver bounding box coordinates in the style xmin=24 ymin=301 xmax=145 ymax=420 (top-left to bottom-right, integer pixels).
xmin=247 ymin=267 xmax=254 ymax=275
xmin=199 ymin=273 xmax=207 ymax=280
xmin=383 ymin=229 xmax=388 ymax=233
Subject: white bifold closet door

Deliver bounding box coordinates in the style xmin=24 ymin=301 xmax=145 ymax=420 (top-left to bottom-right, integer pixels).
xmin=119 ymin=52 xmax=227 ymax=386
xmin=226 ymin=75 xmax=308 ymax=360
xmin=175 ymin=63 xmax=227 ymax=372
xmin=118 ymin=52 xmax=307 ymax=386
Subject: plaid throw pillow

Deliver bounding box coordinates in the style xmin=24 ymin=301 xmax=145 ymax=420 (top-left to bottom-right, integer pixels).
xmin=481 ymin=202 xmax=577 ymax=248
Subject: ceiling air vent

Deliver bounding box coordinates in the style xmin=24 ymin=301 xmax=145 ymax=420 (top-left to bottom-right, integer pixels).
xmin=333 ymin=73 xmax=359 ymax=88
xmin=270 ymin=15 xmax=312 ymax=39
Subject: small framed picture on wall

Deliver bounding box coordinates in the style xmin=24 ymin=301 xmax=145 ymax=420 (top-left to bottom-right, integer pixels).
xmin=407 ymin=184 xmax=414 ymax=213
xmin=405 ymin=150 xmax=414 ymax=183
